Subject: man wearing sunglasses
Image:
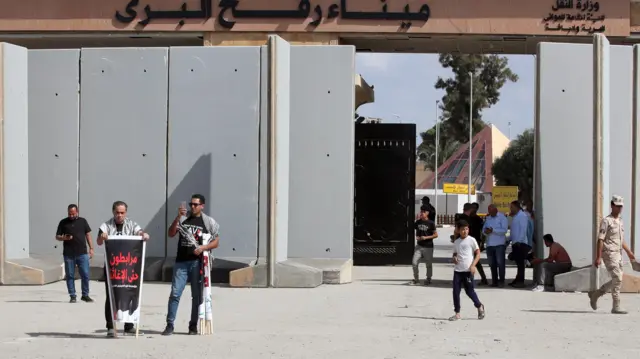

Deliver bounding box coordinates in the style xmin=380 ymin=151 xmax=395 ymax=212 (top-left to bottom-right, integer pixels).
xmin=162 ymin=194 xmax=220 ymax=336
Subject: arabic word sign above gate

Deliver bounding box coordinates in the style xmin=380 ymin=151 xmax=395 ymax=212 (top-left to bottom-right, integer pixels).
xmin=542 ymin=0 xmax=606 ymax=34
xmin=115 ymin=0 xmax=431 ymax=30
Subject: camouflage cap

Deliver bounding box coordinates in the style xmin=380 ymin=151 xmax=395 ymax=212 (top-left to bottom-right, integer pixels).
xmin=612 ymin=195 xmax=624 ymax=206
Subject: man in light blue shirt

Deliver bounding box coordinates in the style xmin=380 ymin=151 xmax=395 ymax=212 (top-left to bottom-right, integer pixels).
xmin=509 ymin=201 xmax=531 ymax=287
xmin=482 ymin=204 xmax=509 ymax=287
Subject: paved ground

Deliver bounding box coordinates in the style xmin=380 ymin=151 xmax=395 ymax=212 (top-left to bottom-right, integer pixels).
xmin=1 ymin=230 xmax=639 ymax=359
xmin=2 ymin=266 xmax=640 ymax=358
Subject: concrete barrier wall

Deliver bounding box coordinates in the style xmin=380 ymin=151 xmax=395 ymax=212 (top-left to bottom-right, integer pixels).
xmin=537 ymin=43 xmax=631 ymax=266
xmin=28 ymin=50 xmax=80 ymax=257
xmin=22 ymin=44 xmax=355 ymax=283
xmin=287 ymin=46 xmax=355 ymax=260
xmin=78 ymin=48 xmax=169 ymax=259
xmin=3 ymin=43 xmax=29 ymax=260
xmin=166 ymin=46 xmax=261 ymax=262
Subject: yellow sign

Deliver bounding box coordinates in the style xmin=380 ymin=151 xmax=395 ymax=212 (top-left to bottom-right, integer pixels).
xmin=443 ymin=183 xmax=476 ymax=195
xmin=492 ymin=186 xmax=519 ymax=213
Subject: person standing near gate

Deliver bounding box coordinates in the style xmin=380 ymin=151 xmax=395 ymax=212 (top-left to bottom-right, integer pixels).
xmin=482 ymin=204 xmax=508 ymax=287
xmin=55 ymin=204 xmax=94 ymax=303
xmin=588 ymin=195 xmax=636 ymax=314
xmin=508 ymin=201 xmax=530 ymax=288
xmin=97 ymin=201 xmax=149 ymax=337
xmin=162 ymin=194 xmax=220 ymax=336
xmin=411 ymin=206 xmax=438 ymax=285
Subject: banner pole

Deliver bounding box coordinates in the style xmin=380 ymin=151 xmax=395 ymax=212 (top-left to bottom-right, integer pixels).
xmin=104 ymin=247 xmax=117 ymax=338
xmin=136 ymin=240 xmax=147 ymax=339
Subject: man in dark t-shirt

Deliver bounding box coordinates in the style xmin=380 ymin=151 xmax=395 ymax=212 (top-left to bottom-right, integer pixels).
xmin=163 ymin=194 xmax=220 ymax=336
xmin=421 ymin=196 xmax=437 ymax=222
xmin=412 ymin=206 xmax=438 ymax=285
xmin=55 ymin=204 xmax=93 ymax=303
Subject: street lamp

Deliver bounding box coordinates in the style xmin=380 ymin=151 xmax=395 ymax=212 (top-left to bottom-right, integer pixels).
xmin=468 ymin=72 xmax=473 ymax=203
xmin=434 ymin=100 xmax=440 ymax=226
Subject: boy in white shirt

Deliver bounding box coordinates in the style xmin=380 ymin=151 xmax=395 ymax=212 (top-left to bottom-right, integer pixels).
xmin=450 ymin=219 xmax=486 ymax=321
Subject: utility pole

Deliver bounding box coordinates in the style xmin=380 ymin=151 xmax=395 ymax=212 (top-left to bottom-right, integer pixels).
xmin=434 ymin=100 xmax=439 ymax=226
xmin=468 ymin=72 xmax=473 ymax=203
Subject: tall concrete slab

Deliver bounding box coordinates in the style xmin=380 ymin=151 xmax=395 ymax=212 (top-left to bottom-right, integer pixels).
xmin=230 ymin=37 xmax=322 ymax=288
xmin=632 ymin=45 xmax=640 ymax=258
xmin=288 ymin=45 xmax=355 ymax=260
xmin=287 ymin=45 xmax=355 ymax=284
xmin=271 ymin=35 xmax=291 ymax=266
xmin=537 ymin=39 xmax=640 ymax=293
xmin=0 ymin=43 xmax=62 ymax=285
xmin=536 ymin=43 xmax=598 ymax=266
xmin=609 ymin=46 xmax=632 ymax=231
xmin=2 ymin=43 xmax=29 ymax=261
xmin=28 ymin=50 xmax=80 ymax=258
xmin=165 ymin=46 xmax=261 ymax=282
xmin=79 ymin=48 xmax=168 ymax=280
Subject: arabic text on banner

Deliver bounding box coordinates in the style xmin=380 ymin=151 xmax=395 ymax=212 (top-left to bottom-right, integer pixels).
xmin=105 ymin=237 xmax=145 ymax=324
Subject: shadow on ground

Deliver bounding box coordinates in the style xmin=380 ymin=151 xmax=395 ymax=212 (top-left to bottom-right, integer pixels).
xmin=359 ymin=278 xmax=537 ymax=290
xmin=4 ymin=300 xmax=69 ymax=303
xmin=25 ymin=328 xmax=184 ymax=339
xmin=386 ymin=314 xmax=477 ymax=321
xmin=521 ymin=309 xmax=600 ymax=314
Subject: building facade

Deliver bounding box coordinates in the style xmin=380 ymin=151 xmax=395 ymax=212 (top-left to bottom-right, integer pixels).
xmin=0 ymin=0 xmax=636 ymax=52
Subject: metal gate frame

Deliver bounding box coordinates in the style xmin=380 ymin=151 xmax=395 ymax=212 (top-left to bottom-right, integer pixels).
xmin=353 ymin=123 xmax=416 ymax=265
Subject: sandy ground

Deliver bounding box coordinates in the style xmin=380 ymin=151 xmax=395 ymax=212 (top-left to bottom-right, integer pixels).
xmin=1 ymin=235 xmax=639 ymax=359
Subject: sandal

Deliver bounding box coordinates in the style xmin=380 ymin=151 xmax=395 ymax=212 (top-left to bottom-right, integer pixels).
xmin=448 ymin=314 xmax=461 ymax=321
xmin=478 ymin=305 xmax=486 ymax=320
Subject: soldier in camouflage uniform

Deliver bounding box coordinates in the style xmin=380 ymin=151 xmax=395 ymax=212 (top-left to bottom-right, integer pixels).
xmin=588 ymin=195 xmax=636 ymax=314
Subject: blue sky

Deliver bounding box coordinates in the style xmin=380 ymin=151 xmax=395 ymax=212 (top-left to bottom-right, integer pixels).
xmin=355 ymin=53 xmax=535 ymax=144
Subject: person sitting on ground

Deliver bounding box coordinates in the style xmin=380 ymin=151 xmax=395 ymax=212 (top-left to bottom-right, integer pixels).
xmin=530 ymin=234 xmax=572 ymax=292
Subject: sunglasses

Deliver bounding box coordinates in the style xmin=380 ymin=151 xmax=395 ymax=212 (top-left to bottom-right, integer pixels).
xmin=189 ymin=203 xmax=201 ymax=207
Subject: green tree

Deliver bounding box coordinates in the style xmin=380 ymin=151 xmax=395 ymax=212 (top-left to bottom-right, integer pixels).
xmin=492 ymin=129 xmax=534 ymax=203
xmin=418 ymin=54 xmax=518 ymax=171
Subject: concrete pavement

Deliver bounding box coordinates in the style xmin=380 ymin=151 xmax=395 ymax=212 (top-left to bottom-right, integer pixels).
xmin=2 ymin=262 xmax=640 ymax=359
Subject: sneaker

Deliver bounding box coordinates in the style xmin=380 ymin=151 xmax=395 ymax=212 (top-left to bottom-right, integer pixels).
xmin=188 ymin=326 xmax=198 ymax=335
xmin=612 ymin=308 xmax=628 ymax=315
xmin=424 ymin=278 xmax=431 ymax=285
xmin=124 ymin=325 xmax=135 ymax=334
xmin=81 ymin=296 xmax=94 ymax=303
xmin=409 ymin=280 xmax=420 ymax=285
xmin=69 ymin=296 xmax=77 ymax=303
xmin=531 ymin=285 xmax=545 ymax=292
xmin=107 ymin=329 xmax=115 ymax=338
xmin=161 ymin=325 xmax=174 ymax=336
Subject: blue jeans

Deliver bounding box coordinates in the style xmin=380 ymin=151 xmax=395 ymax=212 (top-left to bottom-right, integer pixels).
xmin=486 ymin=245 xmax=506 ymax=284
xmin=166 ymin=260 xmax=201 ymax=328
xmin=64 ymin=254 xmax=90 ymax=297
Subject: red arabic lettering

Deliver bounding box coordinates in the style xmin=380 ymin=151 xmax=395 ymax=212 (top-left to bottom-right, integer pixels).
xmin=109 ymin=252 xmax=139 ymax=267
xmin=109 ymin=267 xmax=139 ymax=284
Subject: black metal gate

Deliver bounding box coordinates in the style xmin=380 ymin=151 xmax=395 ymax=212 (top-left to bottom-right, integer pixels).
xmin=353 ymin=124 xmax=416 ymax=265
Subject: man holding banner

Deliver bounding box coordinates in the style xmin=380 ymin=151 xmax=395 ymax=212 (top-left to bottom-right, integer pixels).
xmin=97 ymin=201 xmax=149 ymax=338
xmin=162 ymin=194 xmax=219 ymax=336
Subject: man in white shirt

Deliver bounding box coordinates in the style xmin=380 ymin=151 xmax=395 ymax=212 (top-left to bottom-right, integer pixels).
xmin=482 ymin=204 xmax=508 ymax=287
xmin=450 ymin=219 xmax=486 ymax=322
xmin=508 ymin=201 xmax=530 ymax=288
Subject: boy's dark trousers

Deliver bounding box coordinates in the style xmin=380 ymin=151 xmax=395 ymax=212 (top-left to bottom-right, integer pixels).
xmin=452 ymin=271 xmax=482 ymax=313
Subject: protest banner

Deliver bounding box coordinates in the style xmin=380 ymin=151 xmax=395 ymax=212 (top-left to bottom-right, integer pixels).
xmin=104 ymin=235 xmax=146 ymax=338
